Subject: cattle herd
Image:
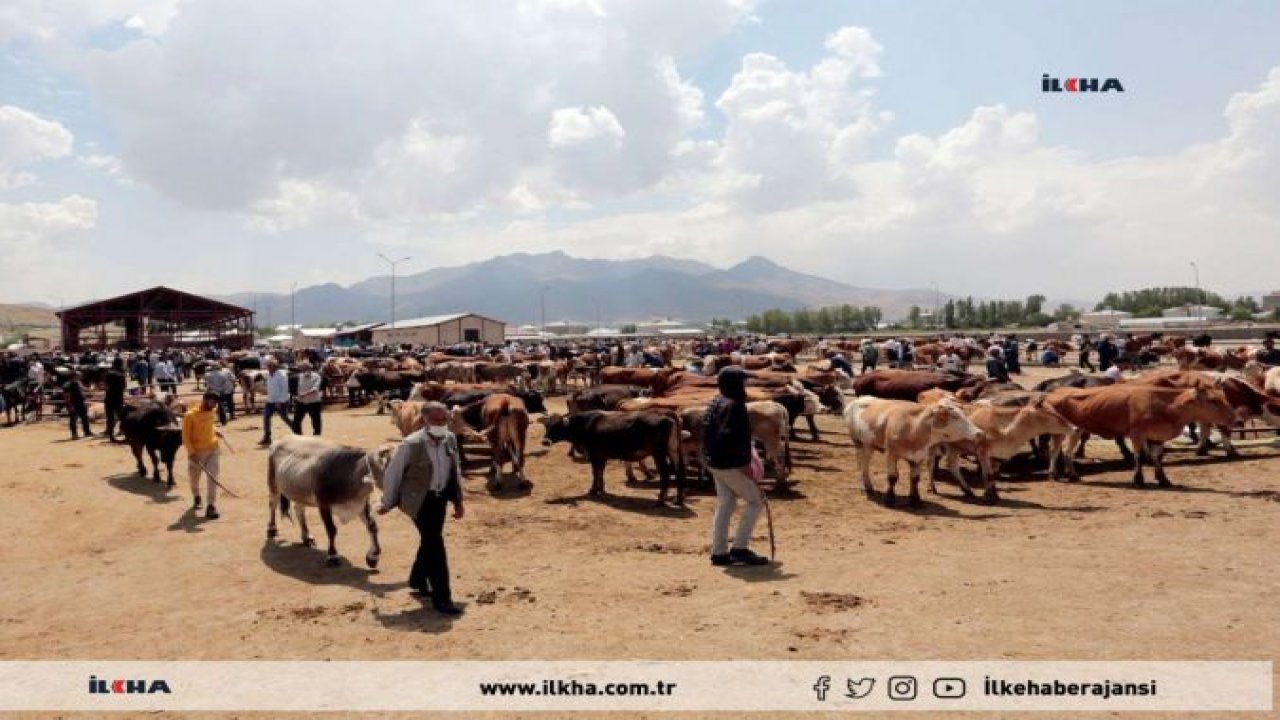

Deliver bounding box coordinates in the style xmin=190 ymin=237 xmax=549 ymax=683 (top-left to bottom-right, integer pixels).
xmin=2 ymin=332 xmax=1279 ymax=567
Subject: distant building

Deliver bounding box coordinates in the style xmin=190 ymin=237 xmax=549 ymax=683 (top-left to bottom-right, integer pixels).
xmin=635 ymin=319 xmax=702 ymax=335
xmin=1261 ymin=291 xmax=1280 ymax=312
xmin=1079 ymin=309 xmax=1132 ymax=328
xmin=1161 ymin=305 xmax=1222 ymax=320
xmin=370 ymin=313 xmax=505 ymax=347
xmin=291 ymin=327 xmax=337 ymax=349
xmin=543 ymin=321 xmax=591 ymax=336
xmin=331 ymin=322 xmax=385 ymax=347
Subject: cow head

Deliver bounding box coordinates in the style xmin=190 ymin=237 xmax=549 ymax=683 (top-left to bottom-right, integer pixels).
xmin=1184 ymin=387 xmax=1236 ymax=428
xmin=537 ymin=413 xmax=569 ymax=446
xmin=514 ymin=389 xmax=548 ymax=414
xmin=929 ymin=400 xmax=984 ymax=443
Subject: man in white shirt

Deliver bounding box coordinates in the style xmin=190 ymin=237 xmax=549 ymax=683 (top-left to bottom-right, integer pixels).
xmin=153 ymin=357 xmax=177 ymax=394
xmin=290 ymin=361 xmax=324 ymax=436
xmin=377 ymin=402 xmax=465 ymax=615
xmin=257 ymin=357 xmax=293 ymax=446
xmin=939 ymin=348 xmax=964 ymax=374
xmin=205 ymin=362 xmax=237 ymax=425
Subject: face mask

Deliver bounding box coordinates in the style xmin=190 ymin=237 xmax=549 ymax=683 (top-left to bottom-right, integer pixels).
xmin=426 ymin=424 xmax=448 ymax=438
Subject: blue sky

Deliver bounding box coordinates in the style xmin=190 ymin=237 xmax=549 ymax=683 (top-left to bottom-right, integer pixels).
xmin=1 ymin=0 xmax=1278 ymax=307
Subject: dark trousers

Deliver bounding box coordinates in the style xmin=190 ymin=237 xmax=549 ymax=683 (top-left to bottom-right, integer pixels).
xmin=291 ymin=402 xmax=322 ymax=435
xmin=105 ymin=398 xmax=124 ymax=439
xmin=217 ymin=393 xmax=235 ymax=424
xmin=261 ymin=402 xmax=292 ymax=441
xmin=158 ymin=379 xmax=177 ymax=394
xmin=410 ymin=495 xmax=452 ymax=606
xmin=67 ymin=402 xmax=90 ymax=437
xmin=1078 ymin=352 xmax=1095 ymax=372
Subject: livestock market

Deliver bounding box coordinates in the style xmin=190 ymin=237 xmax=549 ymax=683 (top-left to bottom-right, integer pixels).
xmin=3 ymin=286 xmax=1279 ymax=691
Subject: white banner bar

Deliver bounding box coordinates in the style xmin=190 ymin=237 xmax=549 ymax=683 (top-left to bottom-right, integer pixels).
xmin=0 ymin=661 xmax=1270 ymax=712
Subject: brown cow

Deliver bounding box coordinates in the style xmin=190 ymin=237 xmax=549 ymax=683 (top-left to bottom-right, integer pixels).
xmin=852 ymin=369 xmax=985 ymax=401
xmin=1131 ymin=370 xmax=1280 ymax=456
xmin=386 ymin=399 xmax=425 ymax=437
xmin=598 ymin=367 xmax=676 ymax=392
xmin=1045 ymin=384 xmax=1236 ymax=486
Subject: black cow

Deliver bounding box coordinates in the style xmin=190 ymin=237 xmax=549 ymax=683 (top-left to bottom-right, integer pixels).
xmin=538 ymin=411 xmax=685 ymax=506
xmin=354 ymin=370 xmax=425 ymax=414
xmin=566 ymin=385 xmax=644 ymax=413
xmin=119 ymin=400 xmax=182 ymax=485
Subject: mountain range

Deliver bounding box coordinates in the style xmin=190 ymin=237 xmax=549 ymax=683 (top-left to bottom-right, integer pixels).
xmin=217 ymin=252 xmax=951 ymax=327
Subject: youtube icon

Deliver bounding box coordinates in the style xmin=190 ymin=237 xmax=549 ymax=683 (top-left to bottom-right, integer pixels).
xmin=933 ymin=678 xmax=967 ymax=699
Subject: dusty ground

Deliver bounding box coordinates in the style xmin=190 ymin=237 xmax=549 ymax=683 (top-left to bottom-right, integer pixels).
xmin=1 ymin=365 xmax=1277 ymax=719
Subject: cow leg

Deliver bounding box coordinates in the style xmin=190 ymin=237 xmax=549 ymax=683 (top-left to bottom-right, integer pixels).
xmin=266 ymin=458 xmax=280 ymax=539
xmin=1073 ymin=432 xmax=1090 ymax=459
xmin=130 ymin=440 xmax=146 ymax=477
xmin=147 ymin=445 xmax=162 ymax=482
xmin=805 ymin=414 xmax=820 ymax=441
xmin=883 ymin=454 xmax=899 ymax=507
xmin=854 ymin=441 xmax=875 ymax=499
xmin=624 ymin=462 xmax=638 ymax=484
xmin=589 ymin=458 xmax=607 ymax=496
xmin=297 ymin=506 xmax=315 ymax=547
xmin=1130 ymin=437 xmax=1146 ymax=486
xmin=1047 ymin=435 xmax=1064 ymax=481
xmin=906 ymin=460 xmax=923 ymax=507
xmin=1215 ymin=424 xmax=1239 ymax=458
xmin=375 ymin=392 xmax=386 ymax=415
xmin=1060 ymin=431 xmax=1081 ymax=481
xmin=654 ymin=452 xmax=672 ymax=506
xmin=980 ymin=451 xmax=999 ymax=505
xmin=318 ymin=506 xmax=340 ymax=566
xmin=362 ymin=501 xmax=381 ymax=569
xmin=1151 ymin=443 xmax=1173 ymax=487
xmin=1115 ymin=437 xmax=1135 ymax=464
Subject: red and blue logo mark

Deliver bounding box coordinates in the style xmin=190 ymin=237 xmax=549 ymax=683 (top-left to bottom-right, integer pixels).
xmin=89 ymin=676 xmax=173 ymax=694
xmin=1042 ymin=74 xmax=1125 ymax=93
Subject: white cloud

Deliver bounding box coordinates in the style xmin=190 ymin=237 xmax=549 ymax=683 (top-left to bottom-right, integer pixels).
xmin=0 ymin=104 xmax=73 ymax=188
xmin=0 ymin=195 xmax=98 ymax=301
xmin=548 ymin=106 xmax=626 ymax=148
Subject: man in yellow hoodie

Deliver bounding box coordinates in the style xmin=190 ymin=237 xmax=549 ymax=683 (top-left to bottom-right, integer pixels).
xmin=183 ymin=391 xmax=224 ymax=519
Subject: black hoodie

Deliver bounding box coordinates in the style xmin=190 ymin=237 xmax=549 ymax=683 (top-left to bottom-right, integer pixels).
xmin=703 ymin=366 xmax=752 ymax=469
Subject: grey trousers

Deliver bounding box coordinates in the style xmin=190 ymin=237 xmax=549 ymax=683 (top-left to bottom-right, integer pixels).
xmin=709 ymin=466 xmax=763 ymax=555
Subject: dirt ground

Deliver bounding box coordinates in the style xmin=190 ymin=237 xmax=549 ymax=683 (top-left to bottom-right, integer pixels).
xmin=1 ymin=365 xmax=1278 ymax=719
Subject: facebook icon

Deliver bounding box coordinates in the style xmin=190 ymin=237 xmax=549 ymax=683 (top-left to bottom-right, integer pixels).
xmin=813 ymin=675 xmax=832 ymax=701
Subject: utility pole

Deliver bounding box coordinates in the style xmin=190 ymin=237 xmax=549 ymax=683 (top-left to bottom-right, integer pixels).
xmin=1189 ymin=261 xmax=1200 ymax=324
xmin=930 ymin=281 xmax=940 ymax=329
xmin=290 ymin=282 xmax=297 ymax=338
xmin=540 ymin=285 xmax=549 ymax=336
xmin=377 ymin=253 xmax=412 ymax=330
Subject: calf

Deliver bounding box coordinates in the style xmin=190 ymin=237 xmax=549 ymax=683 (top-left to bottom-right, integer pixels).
xmin=935 ymin=397 xmax=1074 ymax=503
xmin=267 ymin=436 xmax=393 ymax=567
xmin=844 ymin=396 xmax=984 ymax=506
xmin=538 ymin=411 xmax=686 ymax=506
xmin=119 ymin=400 xmax=183 ymax=485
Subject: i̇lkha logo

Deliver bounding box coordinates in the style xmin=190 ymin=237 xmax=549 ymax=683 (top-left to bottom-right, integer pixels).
xmin=1042 ymin=74 xmax=1125 ymax=93
xmin=89 ymin=675 xmax=172 ymax=694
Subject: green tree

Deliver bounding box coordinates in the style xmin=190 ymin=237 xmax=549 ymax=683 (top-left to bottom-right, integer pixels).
xmin=907 ymin=305 xmax=922 ymax=329
xmin=620 ymin=323 xmax=637 ymax=334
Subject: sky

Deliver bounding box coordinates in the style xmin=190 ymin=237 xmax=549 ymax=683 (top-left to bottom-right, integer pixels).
xmin=1 ymin=0 xmax=1279 ymax=305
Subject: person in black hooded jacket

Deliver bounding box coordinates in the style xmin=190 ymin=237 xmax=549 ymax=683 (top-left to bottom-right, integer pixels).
xmin=702 ymin=367 xmax=769 ymax=566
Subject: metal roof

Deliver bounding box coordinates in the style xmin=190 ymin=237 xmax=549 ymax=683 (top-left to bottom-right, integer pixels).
xmin=378 ymin=313 xmax=505 ymax=329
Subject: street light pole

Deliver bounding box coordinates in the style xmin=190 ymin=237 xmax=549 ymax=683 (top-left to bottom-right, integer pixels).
xmin=377 ymin=253 xmax=412 ymax=331
xmin=540 ymin=285 xmax=549 ymax=336
xmin=1189 ymin=261 xmax=1200 ymax=322
xmin=290 ymin=282 xmax=297 ymax=337
xmin=930 ymin=281 xmax=940 ymax=329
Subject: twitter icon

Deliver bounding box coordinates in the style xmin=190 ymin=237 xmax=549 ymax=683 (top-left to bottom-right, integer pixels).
xmin=846 ymin=677 xmax=876 ymax=699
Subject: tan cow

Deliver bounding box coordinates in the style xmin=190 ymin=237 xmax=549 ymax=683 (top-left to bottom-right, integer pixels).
xmin=935 ymin=397 xmax=1074 ymax=503
xmin=844 ymin=396 xmax=984 ymax=506
xmin=676 ymin=400 xmax=791 ymax=485
xmin=1045 ymin=384 xmax=1236 ymax=486
xmin=386 ymin=399 xmax=425 ymax=437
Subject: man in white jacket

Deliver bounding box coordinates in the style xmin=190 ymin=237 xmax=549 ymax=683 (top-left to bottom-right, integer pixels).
xmin=257 ymin=357 xmax=293 ymax=446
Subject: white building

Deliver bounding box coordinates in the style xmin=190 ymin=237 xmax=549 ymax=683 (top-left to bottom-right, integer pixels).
xmin=1161 ymin=305 xmax=1222 ymax=320
xmin=635 ymin=319 xmax=702 ymax=335
xmin=1079 ymin=309 xmax=1133 ymax=328
xmin=371 ymin=313 xmax=506 ymax=347
xmin=291 ymin=327 xmax=337 ymax=349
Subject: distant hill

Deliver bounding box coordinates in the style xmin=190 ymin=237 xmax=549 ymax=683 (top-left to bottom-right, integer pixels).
xmin=221 ymin=251 xmax=960 ymax=326
xmin=0 ymin=303 xmax=58 ymax=328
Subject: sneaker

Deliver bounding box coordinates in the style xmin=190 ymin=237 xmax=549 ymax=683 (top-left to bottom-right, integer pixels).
xmin=729 ymin=548 xmax=770 ymax=566
xmin=205 ymin=506 xmax=219 ymax=520
xmin=710 ymin=553 xmax=733 ymax=566
xmin=192 ymin=495 xmax=202 ymax=510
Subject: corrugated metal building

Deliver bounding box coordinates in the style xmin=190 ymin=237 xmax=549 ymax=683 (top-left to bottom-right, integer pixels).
xmin=370 ymin=313 xmax=506 ymax=347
